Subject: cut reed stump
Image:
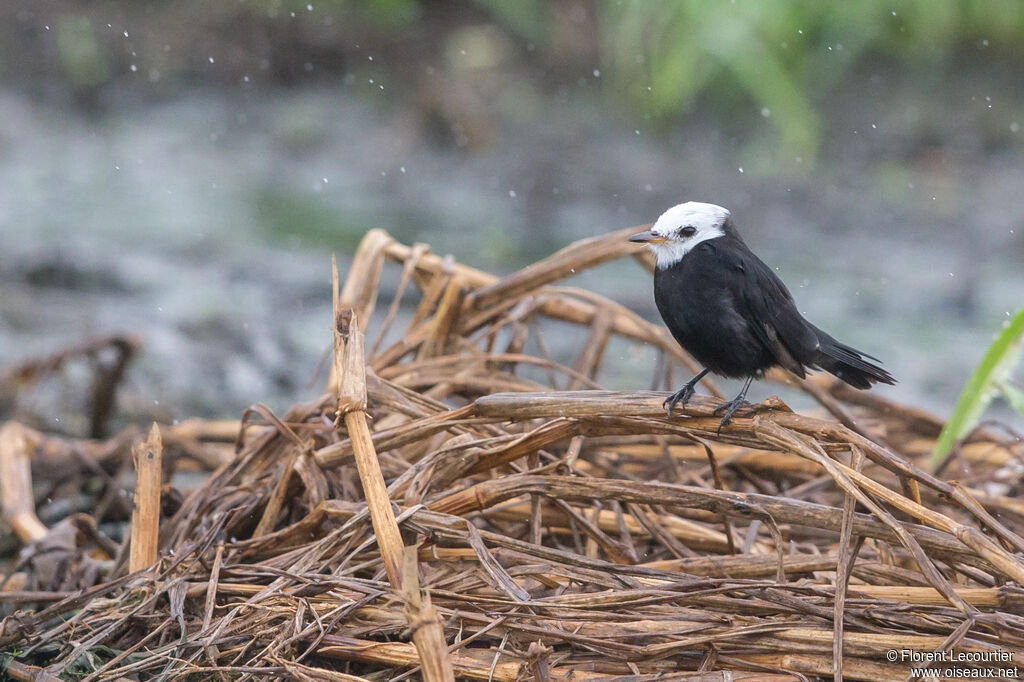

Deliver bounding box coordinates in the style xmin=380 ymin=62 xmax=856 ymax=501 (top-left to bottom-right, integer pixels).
xmin=0 ymin=422 xmax=47 ymax=543
xmin=1 ymin=227 xmax=1023 ymax=681
xmin=128 ymin=423 xmax=163 ymax=573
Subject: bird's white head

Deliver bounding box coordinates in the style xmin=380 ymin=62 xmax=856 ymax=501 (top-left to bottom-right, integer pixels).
xmin=629 ymin=202 xmax=731 ymax=269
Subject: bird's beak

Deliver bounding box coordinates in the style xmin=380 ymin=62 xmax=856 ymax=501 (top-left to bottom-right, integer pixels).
xmin=629 ymin=230 xmax=666 ymax=244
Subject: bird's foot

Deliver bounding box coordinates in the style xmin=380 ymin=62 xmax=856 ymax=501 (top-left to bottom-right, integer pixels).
xmin=712 ymin=397 xmax=749 ymax=430
xmin=662 ymin=369 xmax=710 ymax=418
xmin=662 ymin=385 xmax=695 ymax=417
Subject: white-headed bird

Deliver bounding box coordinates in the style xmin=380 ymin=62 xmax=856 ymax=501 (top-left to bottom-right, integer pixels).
xmin=630 ymin=201 xmax=895 ymax=427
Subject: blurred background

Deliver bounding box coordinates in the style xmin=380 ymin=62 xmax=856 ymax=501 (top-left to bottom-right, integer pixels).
xmin=1 ymin=0 xmax=1022 ymax=433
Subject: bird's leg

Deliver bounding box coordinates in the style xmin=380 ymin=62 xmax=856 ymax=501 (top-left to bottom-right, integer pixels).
xmin=713 ymin=376 xmax=755 ymax=429
xmin=663 ymin=368 xmax=710 ymax=417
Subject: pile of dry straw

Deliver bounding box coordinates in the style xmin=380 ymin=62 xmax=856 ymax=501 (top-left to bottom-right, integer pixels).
xmin=2 ymin=227 xmax=1023 ymax=681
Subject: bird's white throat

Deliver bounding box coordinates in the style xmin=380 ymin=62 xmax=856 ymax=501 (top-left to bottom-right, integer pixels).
xmin=649 ymin=239 xmax=714 ymax=269
xmin=648 ymin=202 xmax=729 ymax=269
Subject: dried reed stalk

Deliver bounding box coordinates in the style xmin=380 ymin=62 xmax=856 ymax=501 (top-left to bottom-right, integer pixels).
xmin=332 ymin=259 xmax=454 ymax=681
xmin=2 ymin=227 xmax=1023 ymax=681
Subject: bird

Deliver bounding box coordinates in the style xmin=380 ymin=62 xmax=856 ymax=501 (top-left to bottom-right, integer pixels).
xmin=629 ymin=201 xmax=895 ymax=428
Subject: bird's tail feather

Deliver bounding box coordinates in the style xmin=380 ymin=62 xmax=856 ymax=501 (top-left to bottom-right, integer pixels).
xmin=812 ymin=327 xmax=896 ymax=389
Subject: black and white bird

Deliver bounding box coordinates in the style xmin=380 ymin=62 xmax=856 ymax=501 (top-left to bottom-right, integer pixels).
xmin=630 ymin=201 xmax=895 ymax=427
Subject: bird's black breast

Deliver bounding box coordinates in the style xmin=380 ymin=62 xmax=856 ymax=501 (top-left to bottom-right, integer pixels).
xmin=653 ymin=237 xmax=817 ymax=378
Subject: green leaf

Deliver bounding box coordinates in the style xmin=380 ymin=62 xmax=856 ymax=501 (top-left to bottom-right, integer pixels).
xmin=998 ymin=380 xmax=1024 ymax=415
xmin=931 ymin=307 xmax=1024 ymax=467
xmin=55 ymin=16 xmax=110 ymax=87
xmin=473 ymin=0 xmax=550 ymax=46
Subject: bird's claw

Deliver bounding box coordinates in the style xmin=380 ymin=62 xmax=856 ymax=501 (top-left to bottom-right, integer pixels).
xmin=713 ymin=398 xmax=749 ymax=431
xmin=663 ymin=386 xmax=695 ymax=418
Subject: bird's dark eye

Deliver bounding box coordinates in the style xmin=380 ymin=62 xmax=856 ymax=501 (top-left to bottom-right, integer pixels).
xmin=680 ymin=226 xmax=697 ymax=237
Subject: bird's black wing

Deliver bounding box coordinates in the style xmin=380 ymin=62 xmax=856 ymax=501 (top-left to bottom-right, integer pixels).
xmin=709 ymin=240 xmax=819 ymax=376
xmin=707 ymin=239 xmax=895 ymax=387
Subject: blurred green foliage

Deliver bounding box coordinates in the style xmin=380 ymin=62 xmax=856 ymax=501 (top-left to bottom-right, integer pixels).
xmin=469 ymin=0 xmax=1024 ymax=164
xmin=474 ymin=0 xmax=551 ymax=47
xmin=17 ymin=0 xmax=1024 ymax=165
xmin=595 ymin=0 xmax=1024 ymax=163
xmin=55 ymin=15 xmax=109 ymax=87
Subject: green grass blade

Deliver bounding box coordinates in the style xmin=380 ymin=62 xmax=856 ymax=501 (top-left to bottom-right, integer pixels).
xmin=931 ymin=307 xmax=1024 ymax=467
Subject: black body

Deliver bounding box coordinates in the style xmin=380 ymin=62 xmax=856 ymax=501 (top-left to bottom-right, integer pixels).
xmin=653 ymin=228 xmax=894 ymax=404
